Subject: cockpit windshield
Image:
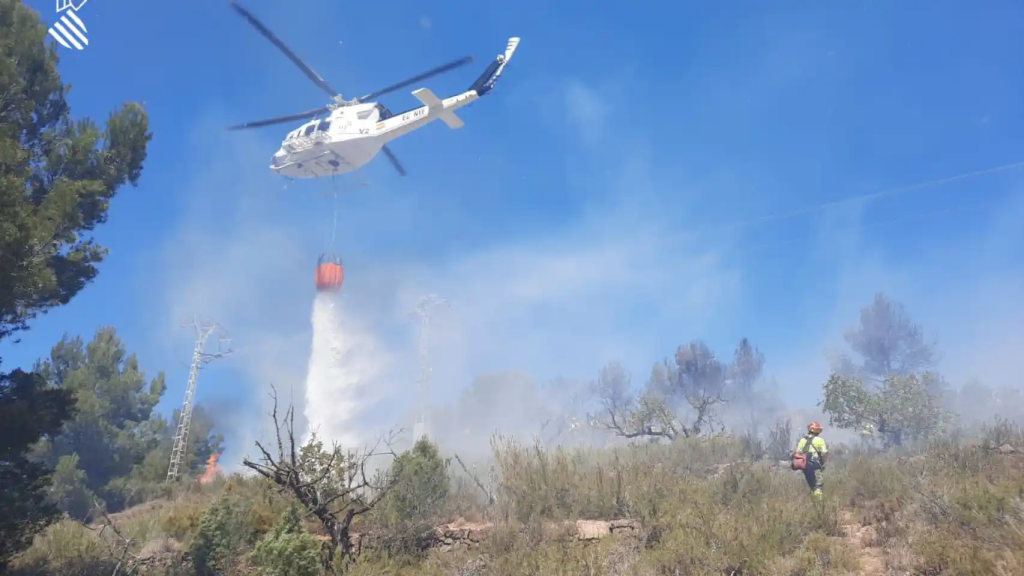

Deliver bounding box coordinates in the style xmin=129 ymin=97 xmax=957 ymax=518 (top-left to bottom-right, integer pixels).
xmin=375 ymin=103 xmax=394 ymax=120
xmin=285 ymin=119 xmax=330 ymax=141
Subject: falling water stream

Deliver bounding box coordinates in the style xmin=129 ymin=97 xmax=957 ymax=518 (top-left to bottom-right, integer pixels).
xmin=302 ymin=292 xmax=383 ymax=450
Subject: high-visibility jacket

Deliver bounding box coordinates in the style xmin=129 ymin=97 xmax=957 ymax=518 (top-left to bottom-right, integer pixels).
xmin=796 ymin=434 xmax=828 ymax=464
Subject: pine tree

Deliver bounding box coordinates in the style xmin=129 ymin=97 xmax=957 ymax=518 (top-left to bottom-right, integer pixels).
xmin=32 ymin=327 xmax=166 ymax=514
xmin=0 ymin=0 xmax=151 ymax=563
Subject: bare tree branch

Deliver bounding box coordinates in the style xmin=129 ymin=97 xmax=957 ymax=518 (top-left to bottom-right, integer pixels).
xmin=593 ymin=342 xmax=731 ymax=442
xmin=242 ymin=386 xmax=400 ymax=572
xmin=453 ymin=453 xmax=495 ymax=506
xmin=84 ymin=498 xmax=143 ymax=576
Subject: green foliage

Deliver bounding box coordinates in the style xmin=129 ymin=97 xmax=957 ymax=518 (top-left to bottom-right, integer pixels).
xmin=118 ymin=404 xmax=223 ymax=502
xmin=250 ymin=505 xmax=322 ymax=576
xmin=190 ymin=494 xmax=260 ymax=576
xmin=0 ymin=0 xmax=151 ymax=343
xmin=820 ymin=373 xmax=878 ymax=431
xmin=0 ymin=0 xmax=151 ymax=559
xmin=288 ymin=431 xmax=394 ymax=524
xmin=10 ymin=424 xmax=1024 ymax=576
xmin=171 ymin=404 xmax=225 ymax=474
xmin=242 ymin=405 xmax=406 ymax=572
xmin=5 ymin=519 xmax=118 ymax=576
xmin=371 ymin=438 xmax=451 ymax=555
xmin=386 ymin=437 xmax=451 ymax=521
xmin=821 ymin=371 xmax=949 ymax=448
xmin=293 ymin=433 xmax=362 ymax=516
xmin=0 ymin=368 xmax=76 ymax=568
xmin=31 ymin=327 xmax=166 ymax=515
xmin=47 ymin=453 xmax=97 ymax=521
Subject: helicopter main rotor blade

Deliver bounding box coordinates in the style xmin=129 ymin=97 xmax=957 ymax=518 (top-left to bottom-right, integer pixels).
xmin=358 ymin=56 xmax=475 ymax=102
xmin=226 ymin=106 xmax=331 ymax=131
xmin=229 ymin=1 xmax=341 ymax=100
xmin=380 ymin=145 xmax=407 ymax=177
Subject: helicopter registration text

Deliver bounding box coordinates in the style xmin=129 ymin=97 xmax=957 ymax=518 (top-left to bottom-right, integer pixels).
xmin=401 ymin=109 xmax=427 ymax=121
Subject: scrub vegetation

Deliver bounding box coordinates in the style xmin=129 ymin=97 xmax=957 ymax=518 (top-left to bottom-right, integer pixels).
xmin=3 ymin=1 xmax=1023 ymax=575
xmin=7 ymin=421 xmax=1024 ymax=576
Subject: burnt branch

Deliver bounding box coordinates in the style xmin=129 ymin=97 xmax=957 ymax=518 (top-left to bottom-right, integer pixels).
xmin=592 ymin=345 xmax=731 ymax=442
xmin=597 ymin=400 xmax=678 ymax=441
xmin=453 ymin=453 xmax=496 ymax=506
xmin=242 ymin=384 xmax=400 ymax=572
xmin=84 ymin=498 xmax=143 ymax=576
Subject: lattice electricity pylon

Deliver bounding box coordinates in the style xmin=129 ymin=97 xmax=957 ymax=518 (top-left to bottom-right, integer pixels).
xmin=166 ymin=316 xmax=232 ymax=482
xmin=410 ymin=295 xmax=447 ymax=441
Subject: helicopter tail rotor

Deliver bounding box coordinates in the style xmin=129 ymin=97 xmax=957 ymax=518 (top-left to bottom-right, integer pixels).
xmin=470 ymin=37 xmax=521 ymax=96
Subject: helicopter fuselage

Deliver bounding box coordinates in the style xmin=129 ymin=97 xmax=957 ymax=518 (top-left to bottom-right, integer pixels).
xmin=270 ymin=88 xmax=479 ymax=178
xmin=228 ymin=0 xmax=519 ymax=178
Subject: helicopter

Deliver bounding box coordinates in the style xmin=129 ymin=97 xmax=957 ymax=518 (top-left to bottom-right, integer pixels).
xmin=227 ymin=1 xmax=520 ymax=179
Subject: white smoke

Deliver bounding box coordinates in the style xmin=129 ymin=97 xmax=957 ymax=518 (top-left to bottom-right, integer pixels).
xmin=302 ymin=292 xmax=388 ymax=450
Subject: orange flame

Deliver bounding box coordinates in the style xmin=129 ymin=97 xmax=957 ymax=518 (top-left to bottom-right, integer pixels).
xmin=199 ymin=453 xmax=224 ymax=484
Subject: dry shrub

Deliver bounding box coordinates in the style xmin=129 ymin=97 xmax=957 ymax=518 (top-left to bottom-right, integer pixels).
xmin=7 ymin=520 xmax=114 ymax=575
xmin=909 ymin=470 xmax=1024 ymax=575
xmin=769 ymin=532 xmax=862 ymax=575
xmin=11 ymin=421 xmax=1024 ymax=575
xmin=491 ymin=435 xmax=753 ymax=525
xmin=160 ymin=498 xmax=208 ymax=542
xmin=834 ymin=454 xmax=907 ymax=508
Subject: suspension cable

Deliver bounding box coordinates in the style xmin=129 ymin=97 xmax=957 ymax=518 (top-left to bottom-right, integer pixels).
xmin=328 ymin=173 xmax=339 ymax=251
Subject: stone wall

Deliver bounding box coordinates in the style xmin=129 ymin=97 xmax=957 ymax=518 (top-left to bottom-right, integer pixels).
xmin=350 ymin=518 xmax=642 ymax=554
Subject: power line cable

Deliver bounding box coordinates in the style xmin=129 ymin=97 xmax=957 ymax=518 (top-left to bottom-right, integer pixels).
xmin=705 ymin=159 xmax=1024 ymax=235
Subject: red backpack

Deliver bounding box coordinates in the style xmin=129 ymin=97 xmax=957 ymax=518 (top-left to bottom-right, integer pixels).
xmin=791 ymin=435 xmax=817 ymax=471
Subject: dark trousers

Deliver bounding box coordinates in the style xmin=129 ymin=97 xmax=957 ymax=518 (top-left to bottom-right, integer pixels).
xmin=802 ymin=461 xmax=823 ymax=496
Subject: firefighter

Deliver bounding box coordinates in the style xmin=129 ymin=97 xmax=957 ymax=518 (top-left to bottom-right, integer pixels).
xmin=795 ymin=421 xmax=828 ymax=501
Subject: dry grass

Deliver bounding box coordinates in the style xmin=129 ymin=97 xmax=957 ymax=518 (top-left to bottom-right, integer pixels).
xmin=10 ymin=422 xmax=1024 ymax=575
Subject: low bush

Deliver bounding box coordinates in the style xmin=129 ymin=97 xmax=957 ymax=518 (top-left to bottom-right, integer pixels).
xmin=8 ymin=424 xmax=1024 ymax=575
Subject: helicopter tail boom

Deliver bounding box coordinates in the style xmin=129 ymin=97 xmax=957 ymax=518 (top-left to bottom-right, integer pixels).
xmin=412 ymin=88 xmax=465 ymax=129
xmin=470 ymin=37 xmax=520 ymax=96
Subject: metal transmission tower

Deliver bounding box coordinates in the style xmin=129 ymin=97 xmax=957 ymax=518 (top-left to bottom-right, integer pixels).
xmin=166 ymin=317 xmax=232 ymax=482
xmin=411 ymin=295 xmax=448 ymax=441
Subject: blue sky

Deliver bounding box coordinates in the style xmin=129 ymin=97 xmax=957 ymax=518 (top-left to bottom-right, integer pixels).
xmin=6 ymin=0 xmax=1024 ymax=461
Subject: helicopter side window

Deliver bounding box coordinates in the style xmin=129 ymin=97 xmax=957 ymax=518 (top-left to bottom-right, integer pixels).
xmin=303 ymin=123 xmax=317 ymax=137
xmin=316 ymin=121 xmax=331 ymax=132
